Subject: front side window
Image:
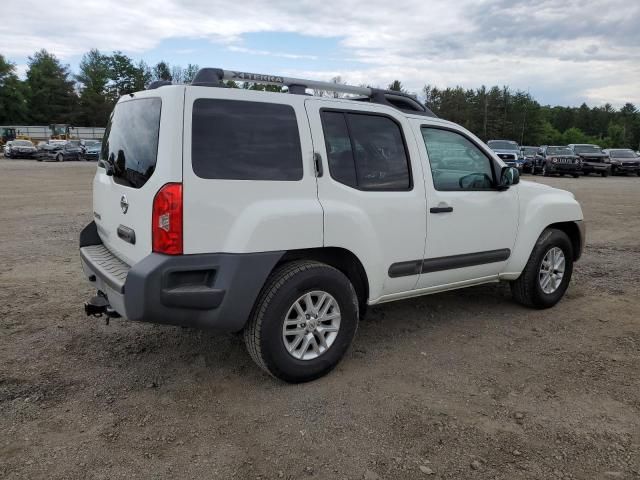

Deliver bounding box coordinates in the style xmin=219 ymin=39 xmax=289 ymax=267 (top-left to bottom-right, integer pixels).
xmin=320 ymin=111 xmax=411 ymax=190
xmin=192 ymin=99 xmax=303 ymax=181
xmin=422 ymin=128 xmax=495 ymax=191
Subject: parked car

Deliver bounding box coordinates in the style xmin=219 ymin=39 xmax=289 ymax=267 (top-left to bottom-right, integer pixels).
xmin=602 ymin=149 xmax=640 ymax=176
xmin=487 ymin=140 xmax=523 ymax=171
xmin=568 ymin=144 xmax=611 ymax=177
xmin=520 ymin=146 xmax=538 ymax=173
xmin=4 ymin=139 xmax=37 ymax=159
xmin=3 ymin=141 xmax=14 ymax=157
xmin=80 ymin=140 xmax=102 ymax=161
xmin=43 ymin=141 xmax=83 ymax=162
xmin=79 ymin=68 xmax=585 ymax=382
xmin=533 ymin=146 xmax=582 ymax=177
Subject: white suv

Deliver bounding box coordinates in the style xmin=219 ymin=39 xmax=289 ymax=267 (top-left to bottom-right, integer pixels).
xmin=80 ymin=68 xmax=585 ymax=383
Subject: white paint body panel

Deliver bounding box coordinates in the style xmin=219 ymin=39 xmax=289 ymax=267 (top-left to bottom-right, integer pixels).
xmin=410 ymin=119 xmax=519 ymax=290
xmin=93 ymin=87 xmax=185 ymax=266
xmin=182 ymin=88 xmax=323 ymax=254
xmin=304 ymin=97 xmax=427 ymax=301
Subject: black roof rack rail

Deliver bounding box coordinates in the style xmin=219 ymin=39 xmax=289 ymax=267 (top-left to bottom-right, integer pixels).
xmin=190 ymin=68 xmax=437 ymax=117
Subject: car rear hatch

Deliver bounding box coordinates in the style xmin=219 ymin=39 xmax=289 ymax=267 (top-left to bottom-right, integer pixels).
xmin=92 ymin=88 xmax=184 ymax=266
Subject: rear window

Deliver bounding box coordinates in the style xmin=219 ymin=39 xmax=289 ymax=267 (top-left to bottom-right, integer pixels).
xmin=101 ymin=97 xmax=161 ymax=189
xmin=191 ymin=99 xmax=303 ymax=181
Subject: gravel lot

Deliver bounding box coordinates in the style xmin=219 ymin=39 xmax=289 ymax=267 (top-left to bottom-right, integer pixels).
xmin=1 ymin=159 xmax=638 ymax=480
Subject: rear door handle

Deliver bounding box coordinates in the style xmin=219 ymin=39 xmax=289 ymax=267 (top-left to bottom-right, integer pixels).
xmin=430 ymin=205 xmax=453 ymax=214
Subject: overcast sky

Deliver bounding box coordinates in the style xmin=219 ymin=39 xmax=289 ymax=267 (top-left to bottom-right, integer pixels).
xmin=2 ymin=0 xmax=639 ymax=106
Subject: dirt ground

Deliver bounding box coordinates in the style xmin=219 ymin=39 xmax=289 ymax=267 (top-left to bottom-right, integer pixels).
xmin=0 ymin=159 xmax=638 ymax=480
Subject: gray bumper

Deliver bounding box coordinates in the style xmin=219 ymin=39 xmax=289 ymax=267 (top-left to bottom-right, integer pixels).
xmin=79 ymin=221 xmax=283 ymax=332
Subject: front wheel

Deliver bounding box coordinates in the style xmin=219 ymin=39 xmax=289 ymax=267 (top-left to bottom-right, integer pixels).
xmin=244 ymin=260 xmax=359 ymax=383
xmin=601 ymin=170 xmax=609 ymax=178
xmin=57 ymin=154 xmax=64 ymax=162
xmin=510 ymin=229 xmax=574 ymax=309
xmin=542 ymin=164 xmax=550 ymax=177
xmin=572 ymin=173 xmax=580 ymax=178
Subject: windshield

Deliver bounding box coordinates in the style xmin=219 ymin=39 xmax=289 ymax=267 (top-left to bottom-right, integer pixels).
xmin=573 ymin=145 xmax=602 ymax=154
xmin=13 ymin=140 xmax=33 ymax=147
xmin=609 ymin=149 xmax=637 ymax=159
xmin=488 ymin=140 xmax=519 ymax=151
xmin=102 ymin=97 xmax=161 ymax=189
xmin=84 ymin=140 xmax=100 ymax=146
xmin=522 ymin=147 xmax=538 ymax=155
xmin=547 ymin=146 xmax=573 ymax=155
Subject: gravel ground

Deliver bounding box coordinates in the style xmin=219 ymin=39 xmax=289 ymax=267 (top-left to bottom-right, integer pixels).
xmin=0 ymin=159 xmax=638 ymax=480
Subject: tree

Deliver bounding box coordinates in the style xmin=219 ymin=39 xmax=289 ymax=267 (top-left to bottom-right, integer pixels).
xmin=153 ymin=61 xmax=172 ymax=82
xmin=109 ymin=53 xmax=151 ymax=97
xmin=183 ymin=64 xmax=199 ymax=83
xmin=76 ymin=49 xmax=113 ymax=126
xmin=388 ymin=80 xmax=406 ymax=92
xmin=0 ymin=54 xmax=27 ymax=123
xmin=24 ymin=49 xmax=78 ymax=124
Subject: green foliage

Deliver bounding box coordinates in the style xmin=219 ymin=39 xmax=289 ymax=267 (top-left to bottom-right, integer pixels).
xmin=0 ymin=54 xmax=27 ymax=123
xmin=388 ymin=80 xmax=406 ymax=92
xmin=76 ymin=49 xmax=113 ymax=126
xmin=424 ymin=83 xmax=640 ymax=149
xmin=153 ymin=61 xmax=172 ymax=81
xmin=25 ymin=50 xmax=78 ymax=124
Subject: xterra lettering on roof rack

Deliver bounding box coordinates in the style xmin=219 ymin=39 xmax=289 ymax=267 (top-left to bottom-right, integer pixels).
xmin=147 ymin=67 xmax=437 ymax=117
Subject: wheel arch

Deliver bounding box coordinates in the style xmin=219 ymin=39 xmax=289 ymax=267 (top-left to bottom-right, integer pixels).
xmin=277 ymin=247 xmax=370 ymax=315
xmin=548 ymin=220 xmax=584 ymax=261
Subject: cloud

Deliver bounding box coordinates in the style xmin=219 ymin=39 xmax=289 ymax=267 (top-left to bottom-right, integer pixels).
xmin=2 ymin=0 xmax=639 ymax=105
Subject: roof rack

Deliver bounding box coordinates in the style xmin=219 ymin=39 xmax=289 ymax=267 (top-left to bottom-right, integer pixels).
xmin=190 ymin=68 xmax=436 ymax=117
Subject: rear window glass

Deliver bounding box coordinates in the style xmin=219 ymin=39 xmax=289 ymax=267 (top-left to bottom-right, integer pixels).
xmin=101 ymin=97 xmax=161 ymax=189
xmin=191 ymin=99 xmax=303 ymax=181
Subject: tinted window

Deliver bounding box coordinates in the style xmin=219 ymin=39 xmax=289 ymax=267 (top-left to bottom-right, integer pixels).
xmin=321 ymin=111 xmax=357 ymax=188
xmin=422 ymin=128 xmax=495 ymax=191
xmin=192 ymin=99 xmax=303 ymax=181
xmin=102 ymin=98 xmax=161 ymax=189
xmin=321 ymin=111 xmax=411 ymax=191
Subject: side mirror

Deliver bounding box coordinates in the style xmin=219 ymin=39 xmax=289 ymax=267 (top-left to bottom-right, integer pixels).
xmin=497 ymin=166 xmax=519 ymax=190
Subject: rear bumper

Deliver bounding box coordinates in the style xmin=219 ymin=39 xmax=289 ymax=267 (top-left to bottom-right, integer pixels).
xmin=79 ymin=221 xmax=283 ymax=332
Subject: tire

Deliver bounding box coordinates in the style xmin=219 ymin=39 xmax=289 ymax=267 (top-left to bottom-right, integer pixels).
xmin=57 ymin=154 xmax=64 ymax=162
xmin=510 ymin=229 xmax=574 ymax=309
xmin=244 ymin=260 xmax=359 ymax=383
xmin=601 ymin=170 xmax=609 ymax=178
xmin=542 ymin=164 xmax=549 ymax=177
xmin=583 ymin=171 xmax=589 ymax=176
xmin=572 ymin=173 xmax=579 ymax=178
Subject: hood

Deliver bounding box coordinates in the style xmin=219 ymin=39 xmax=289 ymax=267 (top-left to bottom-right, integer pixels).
xmin=492 ymin=149 xmax=520 ymax=155
xmin=519 ymin=179 xmax=575 ymax=198
xmin=609 ymin=156 xmax=640 ymax=163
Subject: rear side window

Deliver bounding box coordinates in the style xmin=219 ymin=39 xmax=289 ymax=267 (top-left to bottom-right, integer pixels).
xmin=102 ymin=97 xmax=161 ymax=189
xmin=192 ymin=99 xmax=303 ymax=181
xmin=320 ymin=111 xmax=411 ymax=191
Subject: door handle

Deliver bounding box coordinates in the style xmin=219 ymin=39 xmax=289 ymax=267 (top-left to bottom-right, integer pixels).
xmin=430 ymin=205 xmax=453 ymax=214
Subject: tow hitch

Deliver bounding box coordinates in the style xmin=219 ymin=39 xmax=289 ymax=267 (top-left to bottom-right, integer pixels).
xmin=84 ymin=293 xmax=121 ymax=325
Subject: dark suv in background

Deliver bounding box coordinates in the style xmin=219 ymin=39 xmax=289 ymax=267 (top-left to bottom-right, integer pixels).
xmin=520 ymin=146 xmax=538 ymax=173
xmin=569 ymin=144 xmax=611 ymax=177
xmin=602 ymin=149 xmax=640 ymax=176
xmin=533 ymin=146 xmax=582 ymax=177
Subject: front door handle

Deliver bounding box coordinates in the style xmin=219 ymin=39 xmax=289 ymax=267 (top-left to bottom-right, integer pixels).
xmin=430 ymin=205 xmax=453 ymax=214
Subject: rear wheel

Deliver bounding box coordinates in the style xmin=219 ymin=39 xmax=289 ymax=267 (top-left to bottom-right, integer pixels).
xmin=510 ymin=229 xmax=574 ymax=309
xmin=244 ymin=260 xmax=359 ymax=383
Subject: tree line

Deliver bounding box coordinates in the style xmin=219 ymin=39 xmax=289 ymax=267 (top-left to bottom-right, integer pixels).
xmin=1 ymin=49 xmax=638 ymax=149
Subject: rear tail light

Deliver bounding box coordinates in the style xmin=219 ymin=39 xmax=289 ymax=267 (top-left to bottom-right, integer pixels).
xmin=152 ymin=183 xmax=183 ymax=255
